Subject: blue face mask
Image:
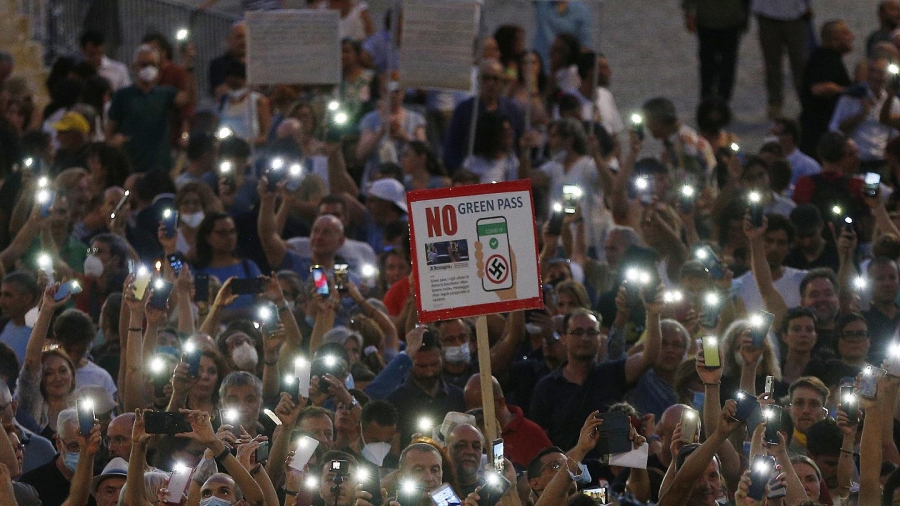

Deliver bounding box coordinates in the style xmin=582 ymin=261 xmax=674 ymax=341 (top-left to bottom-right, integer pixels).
xmin=200 ymin=497 xmax=233 ymax=506
xmin=63 ymin=451 xmax=79 ymax=473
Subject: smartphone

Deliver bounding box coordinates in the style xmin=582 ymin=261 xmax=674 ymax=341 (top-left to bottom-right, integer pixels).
xmin=699 ymin=292 xmax=722 ymax=328
xmin=161 ymin=209 xmax=179 ymax=238
xmin=230 ymin=278 xmax=265 ymax=295
xmin=748 ymin=192 xmax=763 ymax=227
xmin=219 ymin=161 xmax=236 ymax=190
xmin=167 ymin=254 xmax=184 ymax=278
xmin=582 ymin=488 xmax=610 ymax=505
xmin=595 ymin=411 xmax=632 ymax=455
xmin=165 ymin=465 xmax=193 ymax=504
xmin=679 ymin=185 xmax=695 ymax=214
xmin=680 ymin=408 xmax=700 ymax=443
xmin=477 ymin=473 xmax=512 ymax=506
xmin=144 ymin=411 xmax=193 ymax=434
xmin=334 ymin=264 xmax=349 ymax=292
xmin=266 ymin=166 xmax=286 ymax=191
xmin=430 ymin=483 xmax=462 ymax=506
xmin=701 ymin=336 xmax=721 ymax=368
xmin=133 ymin=267 xmax=152 ymax=300
xmin=764 ymin=405 xmax=782 ymax=445
xmin=630 ymin=114 xmax=644 ymax=141
xmin=397 ymin=481 xmax=423 ymax=506
xmin=257 ymin=301 xmax=280 ymax=335
xmin=38 ymin=189 xmax=55 ymax=218
xmin=311 ymin=266 xmax=329 ymax=297
xmin=860 ymin=365 xmax=885 ymax=399
xmin=492 ymin=438 xmax=504 ymax=472
xmin=841 ymin=386 xmax=859 ymax=424
xmin=749 ymin=455 xmax=776 ymax=501
xmin=865 ymin=172 xmax=881 ymax=198
xmin=194 ymin=273 xmax=209 ymax=303
xmin=764 ymin=375 xmax=774 ymax=397
xmin=295 ymin=358 xmax=311 ymax=398
xmin=288 ymin=436 xmax=319 ymax=471
xmin=695 ymin=245 xmax=725 ymax=280
xmin=286 ymin=163 xmax=303 ymax=192
xmin=749 ymin=312 xmax=775 ymax=348
xmin=55 ymin=279 xmax=83 ymax=301
xmin=184 ymin=346 xmax=202 ymax=377
xmin=77 ymin=398 xmax=94 ymax=437
xmin=359 ymin=466 xmax=382 ymax=504
xmin=635 ymin=176 xmax=653 ymax=205
xmin=734 ymin=391 xmax=760 ymax=422
xmin=476 ymin=217 xmax=514 ymax=291
xmin=110 ymin=190 xmax=130 ymax=220
xmin=547 ymin=205 xmax=564 ymax=236
xmin=562 ymin=185 xmax=581 ymax=214
xmin=255 ymin=441 xmax=270 ymax=463
xmin=148 ymin=279 xmax=174 ymax=310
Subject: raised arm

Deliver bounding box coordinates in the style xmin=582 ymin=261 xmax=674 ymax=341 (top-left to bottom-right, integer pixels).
xmin=176 ymin=266 xmax=196 ymax=335
xmin=124 ymin=410 xmax=156 ymax=506
xmin=257 ymin=179 xmax=288 ymax=270
xmin=23 ymin=285 xmax=70 ymax=375
xmin=744 ymin=215 xmax=788 ymax=330
xmin=624 ymin=286 xmax=663 ymax=384
xmin=62 ymin=422 xmax=102 ymax=506
xmin=123 ymin=276 xmax=147 ymax=413
xmin=326 ymin=143 xmax=360 ymax=197
xmin=489 ymin=310 xmax=525 ymax=376
xmin=199 ymin=277 xmax=237 ymax=337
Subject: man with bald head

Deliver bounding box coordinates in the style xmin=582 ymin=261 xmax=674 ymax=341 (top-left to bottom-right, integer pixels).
xmin=447 ymin=424 xmax=484 ymax=496
xmin=463 ymin=374 xmax=551 ymax=468
xmin=209 ymin=22 xmax=247 ymax=99
xmin=105 ymin=413 xmax=135 ymax=460
xmin=444 ymin=58 xmax=525 ymax=172
xmin=646 ymin=404 xmax=693 ymax=503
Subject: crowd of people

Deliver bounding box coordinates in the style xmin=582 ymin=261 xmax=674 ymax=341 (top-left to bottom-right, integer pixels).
xmin=5 ymin=0 xmax=900 ymax=505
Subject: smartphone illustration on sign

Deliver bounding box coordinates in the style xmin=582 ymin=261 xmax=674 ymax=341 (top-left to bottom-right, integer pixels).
xmin=477 ymin=217 xmax=513 ymax=292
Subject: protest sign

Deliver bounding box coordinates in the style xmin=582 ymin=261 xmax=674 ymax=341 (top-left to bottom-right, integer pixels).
xmin=399 ymin=0 xmax=479 ymax=91
xmin=246 ymin=10 xmax=340 ymax=85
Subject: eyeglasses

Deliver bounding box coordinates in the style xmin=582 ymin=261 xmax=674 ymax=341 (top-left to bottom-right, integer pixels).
xmin=790 ymin=399 xmax=823 ymax=410
xmin=840 ymin=330 xmax=869 ymax=340
xmin=567 ymin=328 xmax=601 ymax=338
xmin=539 ymin=457 xmax=569 ymax=475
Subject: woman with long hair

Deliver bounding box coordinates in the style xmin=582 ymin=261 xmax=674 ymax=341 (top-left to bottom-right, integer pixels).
xmin=163 ymin=182 xmax=223 ymax=258
xmin=85 ymin=142 xmax=132 ymax=193
xmin=721 ymin=318 xmax=787 ymax=399
xmin=376 ymin=247 xmax=410 ymax=298
xmin=15 ymin=284 xmax=77 ymax=439
xmin=166 ymin=345 xmax=229 ymax=421
xmin=462 ymin=112 xmax=519 ymax=183
xmin=192 ymin=212 xmax=262 ymax=311
xmin=401 ymin=140 xmax=449 ymax=190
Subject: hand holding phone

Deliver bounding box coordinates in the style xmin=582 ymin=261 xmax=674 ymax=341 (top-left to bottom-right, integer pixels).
xmin=749 ymin=455 xmax=776 ymax=500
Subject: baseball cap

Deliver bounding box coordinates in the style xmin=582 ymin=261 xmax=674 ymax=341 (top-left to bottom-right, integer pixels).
xmin=91 ymin=457 xmax=129 ymax=494
xmin=790 ymin=204 xmax=823 ymax=237
xmin=368 ymin=178 xmax=408 ymax=213
xmin=52 ymin=111 xmax=90 ymax=134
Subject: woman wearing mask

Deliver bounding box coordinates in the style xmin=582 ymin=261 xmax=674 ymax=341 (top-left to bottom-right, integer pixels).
xmin=191 ymin=212 xmax=262 ymax=313
xmin=16 ymin=284 xmax=77 ymax=439
xmin=77 ymin=233 xmax=133 ymax=321
xmin=217 ymin=61 xmax=271 ymax=147
xmin=216 ymin=322 xmax=264 ymax=374
xmin=401 ymin=141 xmax=450 ymax=191
xmin=169 ymin=182 xmax=223 ymax=258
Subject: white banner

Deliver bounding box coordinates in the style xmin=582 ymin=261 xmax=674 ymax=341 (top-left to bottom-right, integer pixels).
xmin=399 ymin=0 xmax=479 ymax=92
xmin=246 ymin=10 xmax=341 ymax=85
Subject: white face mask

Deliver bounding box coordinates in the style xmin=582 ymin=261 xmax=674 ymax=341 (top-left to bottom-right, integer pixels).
xmin=137 ymin=65 xmax=158 ymax=83
xmin=200 ymin=497 xmax=232 ymax=506
xmin=24 ymin=306 xmax=39 ymax=327
xmin=361 ymin=441 xmax=392 ymax=467
xmin=229 ymin=88 xmax=249 ymax=100
xmin=231 ymin=342 xmax=258 ymax=371
xmin=181 ymin=211 xmax=205 ymax=228
xmin=84 ymin=254 xmax=104 ymax=277
xmin=443 ymin=343 xmax=470 ymax=364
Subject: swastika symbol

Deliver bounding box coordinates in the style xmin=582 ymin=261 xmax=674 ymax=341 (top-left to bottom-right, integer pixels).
xmin=485 ymin=254 xmax=509 ymax=284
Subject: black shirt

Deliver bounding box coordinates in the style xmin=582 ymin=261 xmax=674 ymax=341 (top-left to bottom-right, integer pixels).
xmin=799 ymin=47 xmax=851 ymax=154
xmin=208 ymin=52 xmax=243 ymax=96
xmin=386 ymin=377 xmax=466 ymax=445
xmin=863 ymin=304 xmax=900 ymax=364
xmin=784 ymin=241 xmax=840 ymax=272
xmin=19 ymin=455 xmax=97 ymax=506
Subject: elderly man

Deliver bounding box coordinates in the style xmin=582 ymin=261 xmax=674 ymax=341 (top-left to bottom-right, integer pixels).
xmin=447 ymin=424 xmax=484 ymax=496
xmin=91 ymin=457 xmax=128 ymax=506
xmin=19 ymin=409 xmax=83 ymax=505
xmin=444 ymin=59 xmax=524 ymax=172
xmin=219 ymin=371 xmax=266 ymax=438
xmin=104 ymin=413 xmax=134 ymax=461
xmin=106 ymin=44 xmax=196 ymax=172
xmin=209 ymin=22 xmax=247 ymax=99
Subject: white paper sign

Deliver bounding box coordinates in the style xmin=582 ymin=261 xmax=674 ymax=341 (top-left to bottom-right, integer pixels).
xmin=399 ymin=0 xmax=479 ymax=91
xmin=246 ymin=10 xmax=341 ymax=85
xmin=609 ymin=443 xmax=649 ymax=469
xmin=407 ymin=181 xmax=542 ymax=322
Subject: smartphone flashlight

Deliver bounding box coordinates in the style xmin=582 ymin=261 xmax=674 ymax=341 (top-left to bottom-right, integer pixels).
xmin=681 ymin=185 xmax=695 ymax=198
xmin=271 ymin=157 xmax=284 ymax=170
xmin=217 ymin=127 xmax=233 ymax=140
xmin=361 ymin=264 xmax=377 ymax=278
xmin=305 ymin=476 xmax=318 ymax=490
xmin=891 ymin=63 xmax=899 ymax=75
xmin=289 ymin=163 xmax=302 ymax=177
xmin=328 ymin=100 xmax=340 ymax=111
xmin=730 ymin=142 xmax=740 ymax=152
xmin=175 ymin=28 xmax=189 ymax=41
xmin=223 ymin=408 xmax=239 ymax=423
xmin=663 ymin=290 xmax=683 ymax=303
xmin=356 ymin=468 xmax=370 ymax=483
xmin=748 ymin=191 xmax=761 ymax=204
xmin=704 ymin=292 xmax=720 ymax=307
xmin=219 ymin=161 xmax=232 ymax=174
xmin=333 ymin=111 xmax=349 ymax=125
xmin=854 ymin=276 xmax=867 ymax=290
xmin=635 ymin=176 xmax=649 ymax=191
xmin=630 ymin=113 xmax=643 ymax=125
xmin=552 ymin=202 xmax=563 ymax=213
xmin=418 ymin=417 xmax=433 ymax=432
xmin=149 ymin=356 xmax=166 ymax=374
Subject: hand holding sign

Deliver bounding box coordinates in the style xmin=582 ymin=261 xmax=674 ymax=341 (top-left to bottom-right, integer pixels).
xmin=474 ymin=239 xmax=518 ymax=301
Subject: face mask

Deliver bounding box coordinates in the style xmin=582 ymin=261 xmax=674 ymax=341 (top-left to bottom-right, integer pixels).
xmin=344 ymin=374 xmax=355 ymax=390
xmin=84 ymin=254 xmax=104 ymax=277
xmin=361 ymin=441 xmax=392 ymax=467
xmin=181 ymin=211 xmax=205 ymax=228
xmin=525 ymin=323 xmax=543 ymax=335
xmin=137 ymin=65 xmax=158 ymax=83
xmin=63 ymin=451 xmax=80 ymax=473
xmin=231 ymin=342 xmax=258 ymax=371
xmin=200 ymin=497 xmax=233 ymax=506
xmin=569 ymin=462 xmax=592 ymax=485
xmin=443 ymin=343 xmax=470 ymax=364
xmin=230 ymin=88 xmax=249 ymax=100
xmin=24 ymin=306 xmax=39 ymax=328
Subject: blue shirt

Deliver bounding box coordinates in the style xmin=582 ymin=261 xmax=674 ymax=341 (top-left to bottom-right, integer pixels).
xmin=443 ymin=97 xmax=524 ymax=173
xmin=362 ymin=31 xmax=399 ymax=75
xmin=625 ymin=368 xmax=678 ymax=420
xmin=194 ymin=259 xmax=262 ymax=309
xmin=787 ymin=148 xmax=823 ymax=189
xmin=0 ymin=322 xmax=31 ymax=364
xmin=533 ymin=1 xmax=593 ymax=76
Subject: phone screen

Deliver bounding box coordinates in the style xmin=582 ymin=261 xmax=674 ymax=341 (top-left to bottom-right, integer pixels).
xmin=702 ymin=336 xmax=720 ymax=368
xmin=55 ymin=280 xmax=83 ymax=301
xmin=334 ymin=264 xmax=349 ymax=291
xmin=148 ymin=280 xmax=174 ymax=309
xmin=77 ymin=399 xmax=94 ymax=436
xmin=492 ymin=439 xmax=504 ymax=472
xmin=429 ymin=484 xmax=461 ymax=506
xmin=562 ymin=185 xmax=580 ymax=214
xmin=477 ymin=217 xmax=514 ymax=291
xmin=289 ymin=436 xmax=320 ymax=471
xmin=764 ymin=405 xmax=782 ymax=444
xmin=312 ymin=267 xmax=329 ymax=296
xmin=165 ymin=467 xmax=193 ymax=503
xmin=194 ymin=274 xmax=209 ymax=303
xmin=865 ymin=172 xmax=881 ymax=198
xmin=162 ymin=209 xmax=179 ymax=238
xmin=680 ymin=408 xmax=700 ymax=443
xmin=167 ymin=254 xmax=184 ymax=277
xmin=841 ymin=386 xmax=859 ymax=423
xmin=295 ymin=358 xmax=311 ymax=398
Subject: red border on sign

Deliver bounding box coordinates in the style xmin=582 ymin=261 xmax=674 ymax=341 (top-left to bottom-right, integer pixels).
xmin=407 ymin=180 xmax=543 ymax=323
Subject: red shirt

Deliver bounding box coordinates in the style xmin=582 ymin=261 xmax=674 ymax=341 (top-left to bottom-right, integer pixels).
xmin=792 ymin=170 xmax=863 ymax=204
xmin=382 ymin=277 xmax=410 ymax=316
xmin=502 ymin=404 xmax=553 ymax=468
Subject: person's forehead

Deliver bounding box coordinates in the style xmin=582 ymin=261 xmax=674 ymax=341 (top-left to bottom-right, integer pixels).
xmin=806 ymin=278 xmax=835 ymax=292
xmin=225 ymin=384 xmax=259 ymax=398
xmin=108 ymin=416 xmax=134 ymax=433
xmin=406 ymin=449 xmax=441 ymax=466
xmin=792 ymin=387 xmax=822 ymax=400
xmin=440 ymin=320 xmax=468 ymax=335
xmin=794 ymin=462 xmax=816 ymax=476
xmin=450 ymin=425 xmax=482 ymax=444
xmin=540 ymin=452 xmax=565 ymax=466
xmin=302 ymin=414 xmax=333 ymax=429
xmin=569 ymin=313 xmax=598 ymax=328
xmin=99 ymin=476 xmax=126 ymax=489
xmin=414 ymin=348 xmax=441 ymax=363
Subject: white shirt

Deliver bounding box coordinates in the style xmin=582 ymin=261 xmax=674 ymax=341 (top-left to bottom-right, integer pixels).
xmin=98 ymin=56 xmax=132 ymax=91
xmin=75 ymin=361 xmax=118 ymax=397
xmin=751 ymin=0 xmax=807 ymax=20
xmin=764 ymin=191 xmax=796 ymax=217
xmin=733 ymin=266 xmax=807 ymax=314
xmin=829 ymin=87 xmax=900 ymax=161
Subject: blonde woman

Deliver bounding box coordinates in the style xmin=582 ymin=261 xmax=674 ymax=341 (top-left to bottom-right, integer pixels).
xmin=720 ymin=318 xmax=786 ymax=399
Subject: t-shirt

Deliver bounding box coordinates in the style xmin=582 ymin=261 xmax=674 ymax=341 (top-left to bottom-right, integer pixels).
xmin=357 ymin=109 xmax=426 ymax=189
xmin=19 ymin=456 xmax=98 ymax=506
xmin=75 ymin=360 xmax=118 ymax=398
xmin=108 ymin=84 xmax=178 ymax=172
xmin=799 ymin=47 xmax=851 ymax=154
xmin=0 ymin=321 xmax=32 ymax=364
xmin=193 ymin=259 xmax=263 ymax=309
xmin=732 ymin=266 xmax=807 ymax=314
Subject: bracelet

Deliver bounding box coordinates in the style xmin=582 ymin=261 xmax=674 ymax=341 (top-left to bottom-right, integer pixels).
xmin=128 ymin=327 xmax=143 ymax=332
xmin=264 ymin=358 xmax=278 ymax=366
xmin=282 ymin=487 xmax=299 ymax=496
xmin=213 ymin=446 xmax=232 ymax=464
xmin=703 ymin=382 xmax=720 ymax=387
xmin=840 ymin=449 xmax=855 ymax=455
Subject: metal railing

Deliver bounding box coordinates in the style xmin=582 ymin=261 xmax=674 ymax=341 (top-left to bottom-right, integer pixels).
xmin=18 ymin=0 xmax=239 ymax=99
